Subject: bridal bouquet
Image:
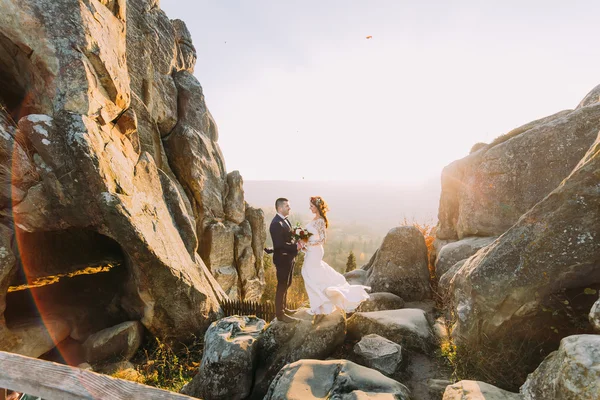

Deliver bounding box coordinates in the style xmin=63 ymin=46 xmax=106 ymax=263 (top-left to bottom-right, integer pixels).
xmin=290 ymin=223 xmax=313 ymax=243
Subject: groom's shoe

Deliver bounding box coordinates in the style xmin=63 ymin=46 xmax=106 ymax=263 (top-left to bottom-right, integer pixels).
xmin=277 ymin=313 xmax=299 ymax=323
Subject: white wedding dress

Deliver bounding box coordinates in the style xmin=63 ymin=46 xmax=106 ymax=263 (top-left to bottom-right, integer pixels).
xmin=301 ymin=217 xmax=371 ymax=315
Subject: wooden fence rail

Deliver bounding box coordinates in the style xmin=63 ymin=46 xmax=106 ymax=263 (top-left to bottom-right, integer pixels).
xmin=0 ymin=351 xmax=193 ymax=400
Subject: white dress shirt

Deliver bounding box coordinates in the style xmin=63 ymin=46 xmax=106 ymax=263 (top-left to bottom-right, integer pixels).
xmin=277 ymin=213 xmax=291 ymax=228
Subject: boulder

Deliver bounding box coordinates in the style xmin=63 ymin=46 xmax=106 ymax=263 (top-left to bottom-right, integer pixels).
xmin=443 ymin=380 xmax=521 ymax=400
xmin=264 ymin=359 xmax=411 ymax=400
xmin=590 ymin=295 xmax=600 ymax=332
xmin=436 ymin=102 xmax=600 ymax=240
xmin=364 ymin=226 xmax=431 ymax=301
xmin=82 ymin=321 xmax=143 ymax=364
xmin=181 ymin=316 xmax=265 ymax=400
xmin=347 ymin=309 xmax=434 ymax=354
xmin=435 ymin=236 xmax=496 ymax=278
xmin=356 ymin=292 xmax=405 ymax=312
xmin=448 ymin=130 xmax=600 ymax=362
xmin=344 ymin=268 xmax=368 ymax=286
xmin=353 ymin=334 xmax=404 ymax=376
xmin=251 ymin=309 xmax=346 ymax=399
xmin=520 ymin=335 xmax=600 ymax=400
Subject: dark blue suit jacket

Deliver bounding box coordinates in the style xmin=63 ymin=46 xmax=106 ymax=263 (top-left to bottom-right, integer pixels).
xmin=269 ymin=214 xmax=298 ymax=267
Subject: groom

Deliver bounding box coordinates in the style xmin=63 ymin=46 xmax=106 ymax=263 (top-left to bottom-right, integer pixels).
xmin=268 ymin=198 xmax=302 ymax=323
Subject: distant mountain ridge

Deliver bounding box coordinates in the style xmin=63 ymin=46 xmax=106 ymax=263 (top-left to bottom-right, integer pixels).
xmin=243 ymin=179 xmax=441 ymax=235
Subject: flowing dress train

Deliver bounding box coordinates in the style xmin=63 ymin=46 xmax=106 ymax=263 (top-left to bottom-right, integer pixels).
xmin=301 ymin=218 xmax=370 ymax=315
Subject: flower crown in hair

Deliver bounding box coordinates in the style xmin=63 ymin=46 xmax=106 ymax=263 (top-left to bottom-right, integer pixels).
xmin=312 ymin=197 xmax=328 ymax=212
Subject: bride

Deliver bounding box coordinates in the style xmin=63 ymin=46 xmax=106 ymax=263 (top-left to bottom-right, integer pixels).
xmin=300 ymin=196 xmax=370 ymax=324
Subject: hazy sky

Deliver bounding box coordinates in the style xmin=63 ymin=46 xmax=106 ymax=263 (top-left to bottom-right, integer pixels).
xmin=161 ymin=0 xmax=600 ymax=183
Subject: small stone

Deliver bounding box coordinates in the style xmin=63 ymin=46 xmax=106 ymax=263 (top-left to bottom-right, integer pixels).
xmin=353 ymin=334 xmax=403 ymax=375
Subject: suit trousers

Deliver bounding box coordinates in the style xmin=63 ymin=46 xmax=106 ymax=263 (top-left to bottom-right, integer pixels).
xmin=274 ymin=254 xmax=295 ymax=317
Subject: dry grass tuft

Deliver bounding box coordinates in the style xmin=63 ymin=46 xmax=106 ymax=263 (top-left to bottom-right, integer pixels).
xmin=111 ymin=335 xmax=204 ymax=393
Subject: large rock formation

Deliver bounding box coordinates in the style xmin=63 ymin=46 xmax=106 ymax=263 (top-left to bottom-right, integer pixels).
xmin=448 ymin=129 xmax=600 ymax=347
xmin=440 ymin=86 xmax=600 ymax=385
xmin=0 ymin=0 xmax=264 ymax=358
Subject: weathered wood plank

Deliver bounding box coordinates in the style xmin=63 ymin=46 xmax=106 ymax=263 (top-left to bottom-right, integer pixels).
xmin=0 ymin=351 xmax=194 ymax=400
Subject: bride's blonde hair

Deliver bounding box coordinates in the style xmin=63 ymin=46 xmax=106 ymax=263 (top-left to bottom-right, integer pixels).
xmin=310 ymin=196 xmax=329 ymax=228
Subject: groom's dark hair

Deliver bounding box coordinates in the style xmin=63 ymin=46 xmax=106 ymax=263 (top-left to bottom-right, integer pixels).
xmin=275 ymin=198 xmax=288 ymax=211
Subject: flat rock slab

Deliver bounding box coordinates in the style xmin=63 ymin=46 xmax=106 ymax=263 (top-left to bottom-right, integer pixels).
xmin=264 ymin=359 xmax=411 ymax=400
xmin=347 ymin=309 xmax=434 ymax=354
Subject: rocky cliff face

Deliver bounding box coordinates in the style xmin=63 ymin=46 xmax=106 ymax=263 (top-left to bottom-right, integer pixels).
xmin=0 ymin=0 xmax=265 ymax=358
xmin=435 ymin=85 xmax=600 ymax=385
